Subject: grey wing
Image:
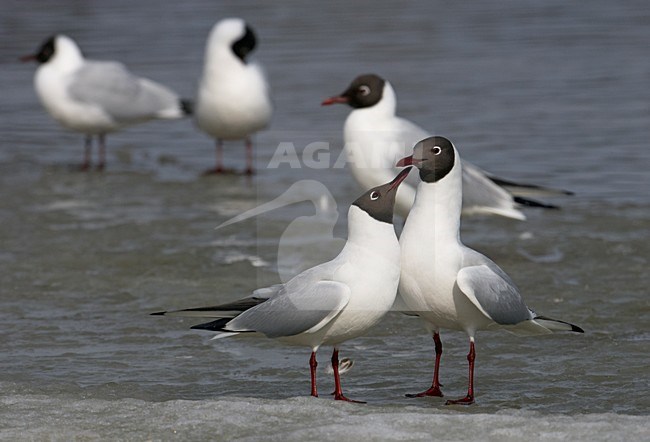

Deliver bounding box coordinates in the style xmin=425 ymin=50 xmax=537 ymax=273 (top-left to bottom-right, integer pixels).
xmin=224 ymin=280 xmax=351 ymax=338
xmin=69 ymin=61 xmax=180 ymax=122
xmin=460 ymin=161 xmax=525 ymax=220
xmin=251 ymin=284 xmax=284 ymax=298
xmin=456 ymin=262 xmax=532 ymax=325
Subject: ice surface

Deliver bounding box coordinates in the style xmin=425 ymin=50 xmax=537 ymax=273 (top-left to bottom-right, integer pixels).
xmin=0 ymin=389 xmax=647 ymax=441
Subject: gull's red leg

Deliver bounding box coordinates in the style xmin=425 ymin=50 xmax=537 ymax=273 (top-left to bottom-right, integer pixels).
xmin=406 ymin=331 xmax=444 ymax=398
xmin=309 ymin=351 xmax=318 ymax=397
xmin=331 ymin=349 xmax=365 ymax=403
xmin=446 ymin=339 xmax=476 ymax=405
xmin=81 ymin=135 xmax=92 ymax=170
xmin=203 ymin=139 xmax=225 ymax=175
xmin=244 ymin=137 xmax=255 ymax=175
xmin=96 ymin=133 xmax=106 ymax=171
xmin=216 ymin=139 xmax=224 ymax=173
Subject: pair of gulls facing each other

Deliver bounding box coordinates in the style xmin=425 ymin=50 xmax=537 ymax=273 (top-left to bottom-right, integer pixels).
xmin=23 ymin=19 xmax=571 ymax=224
xmin=154 ymin=136 xmax=583 ymax=405
xmin=21 ymin=18 xmax=271 ymax=174
xmin=22 ymin=16 xmax=582 ymax=403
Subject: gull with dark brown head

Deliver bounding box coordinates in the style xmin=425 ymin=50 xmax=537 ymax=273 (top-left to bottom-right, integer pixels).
xmin=323 ymin=74 xmax=572 ymax=220
xmin=397 ymin=136 xmax=583 ymax=405
xmin=153 ymin=168 xmax=412 ymax=402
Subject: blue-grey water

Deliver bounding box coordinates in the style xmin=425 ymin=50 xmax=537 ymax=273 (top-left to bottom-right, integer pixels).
xmin=1 ymin=0 xmax=648 ymax=440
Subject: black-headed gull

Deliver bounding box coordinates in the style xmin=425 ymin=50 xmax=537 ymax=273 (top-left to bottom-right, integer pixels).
xmin=153 ymin=167 xmax=412 ymax=402
xmin=195 ymin=18 xmax=272 ymax=175
xmin=322 ymin=74 xmax=572 ymax=220
xmin=21 ymin=35 xmax=191 ymax=170
xmin=397 ymin=136 xmax=583 ymax=404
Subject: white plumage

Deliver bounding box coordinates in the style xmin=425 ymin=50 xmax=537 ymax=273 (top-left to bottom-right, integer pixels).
xmin=397 ymin=136 xmax=583 ymax=404
xmin=195 ymin=18 xmax=272 ymax=175
xmin=154 ymin=168 xmax=412 ymax=402
xmin=22 ymin=35 xmax=188 ymax=170
xmin=323 ymin=74 xmax=571 ymax=220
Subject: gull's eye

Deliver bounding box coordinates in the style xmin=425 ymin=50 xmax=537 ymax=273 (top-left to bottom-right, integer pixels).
xmin=359 ymin=85 xmax=370 ymax=96
xmin=370 ymin=191 xmax=380 ymax=200
xmin=432 ymin=146 xmax=442 ymax=155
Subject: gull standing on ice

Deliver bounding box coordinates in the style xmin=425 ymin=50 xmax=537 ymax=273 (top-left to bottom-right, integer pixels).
xmin=322 ymin=74 xmax=572 ymax=220
xmin=21 ymin=35 xmax=191 ymax=170
xmin=153 ymin=167 xmax=411 ymax=402
xmin=396 ymin=136 xmax=583 ymax=404
xmin=195 ymin=18 xmax=272 ymax=175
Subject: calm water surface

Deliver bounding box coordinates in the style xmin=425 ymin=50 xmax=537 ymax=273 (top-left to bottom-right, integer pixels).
xmin=0 ymin=0 xmax=648 ymax=440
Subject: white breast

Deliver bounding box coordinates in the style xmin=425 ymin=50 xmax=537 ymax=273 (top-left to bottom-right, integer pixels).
xmin=195 ymin=56 xmax=272 ymax=140
xmin=35 ymin=62 xmax=117 ymax=134
xmin=320 ymin=207 xmax=401 ymax=345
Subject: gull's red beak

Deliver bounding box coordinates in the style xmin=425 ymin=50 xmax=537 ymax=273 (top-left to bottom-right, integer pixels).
xmin=388 ymin=166 xmax=412 ymax=191
xmin=396 ymin=155 xmax=415 ymax=167
xmin=321 ymin=95 xmax=348 ymax=106
xmin=19 ymin=54 xmax=37 ymax=63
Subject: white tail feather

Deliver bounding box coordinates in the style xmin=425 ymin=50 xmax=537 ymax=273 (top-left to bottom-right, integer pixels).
xmin=210 ymin=332 xmax=240 ymax=340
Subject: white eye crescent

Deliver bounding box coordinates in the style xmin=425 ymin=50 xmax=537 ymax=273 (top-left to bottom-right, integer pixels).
xmin=359 ymin=85 xmax=370 ymax=96
xmin=370 ymin=191 xmax=380 ymax=200
xmin=432 ymin=146 xmax=442 ymax=155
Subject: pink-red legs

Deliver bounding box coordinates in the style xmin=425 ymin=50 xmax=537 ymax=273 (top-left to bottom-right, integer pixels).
xmin=331 ymin=348 xmax=365 ymax=403
xmin=244 ymin=137 xmax=254 ymax=176
xmin=204 ymin=138 xmax=255 ymax=175
xmin=445 ymin=340 xmax=476 ymax=405
xmin=81 ymin=134 xmax=106 ymax=171
xmin=309 ymin=351 xmax=318 ymax=397
xmin=97 ymin=134 xmax=106 ymax=171
xmin=406 ymin=331 xmax=445 ymax=398
xmin=82 ymin=135 xmax=92 ymax=171
xmin=203 ymin=139 xmax=227 ymax=175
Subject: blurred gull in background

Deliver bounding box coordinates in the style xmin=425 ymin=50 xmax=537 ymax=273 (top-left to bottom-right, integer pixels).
xmin=195 ymin=18 xmax=272 ymax=175
xmin=323 ymin=74 xmax=573 ymax=220
xmin=21 ymin=34 xmax=191 ymax=170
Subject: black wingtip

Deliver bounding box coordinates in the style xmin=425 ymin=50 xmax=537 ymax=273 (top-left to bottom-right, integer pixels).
xmin=190 ymin=318 xmax=231 ymax=331
xmin=150 ymin=311 xmax=167 ymax=316
xmin=489 ymin=176 xmax=574 ymax=196
xmin=513 ymin=196 xmax=560 ymax=210
xmin=535 ymin=315 xmax=584 ymax=333
xmin=180 ymin=99 xmax=193 ymax=116
xmin=571 ymin=324 xmax=585 ymax=333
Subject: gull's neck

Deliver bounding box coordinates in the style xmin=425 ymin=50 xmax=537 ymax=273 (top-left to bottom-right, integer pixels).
xmin=49 ymin=36 xmax=84 ymax=74
xmin=409 ymin=164 xmax=463 ymax=246
xmin=345 ymin=205 xmax=398 ymax=254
